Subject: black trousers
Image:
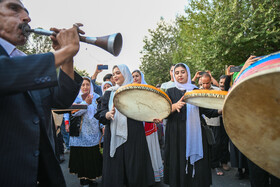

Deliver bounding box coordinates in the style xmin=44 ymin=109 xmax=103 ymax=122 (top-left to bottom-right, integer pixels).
xmin=220 ymin=119 xmax=230 ymax=164
xmin=247 ymin=159 xmax=280 ymax=187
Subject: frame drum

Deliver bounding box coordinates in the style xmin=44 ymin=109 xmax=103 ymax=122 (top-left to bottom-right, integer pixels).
xmin=113 ymin=84 xmax=172 ymax=122
xmin=184 ymin=90 xmax=228 ymax=110
xmin=223 ymin=51 xmax=280 ymax=178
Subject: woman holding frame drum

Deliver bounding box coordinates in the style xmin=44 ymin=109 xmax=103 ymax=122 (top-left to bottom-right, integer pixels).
xmin=132 ymin=70 xmax=164 ymax=183
xmin=161 ymin=63 xmax=222 ymax=187
xmin=94 ymin=64 xmax=154 ymax=187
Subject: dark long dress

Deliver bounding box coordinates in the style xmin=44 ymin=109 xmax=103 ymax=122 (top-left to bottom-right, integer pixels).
xmin=94 ymin=91 xmax=155 ymax=187
xmin=164 ymin=87 xmax=220 ymax=187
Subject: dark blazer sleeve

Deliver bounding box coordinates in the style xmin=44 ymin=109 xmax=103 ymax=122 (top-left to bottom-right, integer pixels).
xmin=0 ymin=53 xmax=58 ymax=96
xmin=50 ymin=69 xmax=83 ymax=109
xmin=94 ymin=91 xmax=111 ymax=125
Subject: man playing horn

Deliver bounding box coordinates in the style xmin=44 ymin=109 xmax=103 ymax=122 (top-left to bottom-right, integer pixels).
xmin=0 ymin=0 xmax=83 ymax=186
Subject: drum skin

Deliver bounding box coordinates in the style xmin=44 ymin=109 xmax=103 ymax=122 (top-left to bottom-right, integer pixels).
xmin=223 ymin=53 xmax=280 ymax=178
xmin=184 ymin=90 xmax=228 ymax=110
xmin=114 ymin=84 xmax=172 ymax=122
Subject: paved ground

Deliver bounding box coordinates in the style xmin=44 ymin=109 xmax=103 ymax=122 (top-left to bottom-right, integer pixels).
xmin=61 ymin=153 xmax=251 ymax=187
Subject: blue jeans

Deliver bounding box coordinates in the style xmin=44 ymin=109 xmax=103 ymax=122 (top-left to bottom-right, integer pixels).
xmin=60 ymin=118 xmax=70 ymax=150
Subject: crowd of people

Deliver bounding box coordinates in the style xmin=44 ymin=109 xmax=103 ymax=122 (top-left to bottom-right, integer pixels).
xmin=0 ymin=0 xmax=279 ymax=187
xmin=55 ymin=60 xmax=280 ymax=187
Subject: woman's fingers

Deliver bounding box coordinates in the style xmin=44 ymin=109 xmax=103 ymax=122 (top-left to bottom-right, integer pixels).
xmin=153 ymin=119 xmax=163 ymax=124
xmin=110 ymin=112 xmax=114 ymax=120
xmin=180 ymin=95 xmax=185 ymax=102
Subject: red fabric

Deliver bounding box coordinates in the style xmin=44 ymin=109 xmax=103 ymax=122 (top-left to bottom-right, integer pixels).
xmin=65 ymin=120 xmax=69 ymax=125
xmin=144 ymin=122 xmax=157 ymax=136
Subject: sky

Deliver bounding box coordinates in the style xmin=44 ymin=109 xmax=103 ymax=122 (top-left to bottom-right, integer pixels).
xmin=22 ymin=0 xmax=187 ymax=82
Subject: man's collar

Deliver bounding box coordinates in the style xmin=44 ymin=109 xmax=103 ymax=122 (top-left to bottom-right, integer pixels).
xmin=0 ymin=38 xmax=16 ymax=56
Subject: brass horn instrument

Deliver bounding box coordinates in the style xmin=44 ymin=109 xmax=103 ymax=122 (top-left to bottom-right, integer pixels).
xmin=21 ymin=24 xmax=122 ymax=56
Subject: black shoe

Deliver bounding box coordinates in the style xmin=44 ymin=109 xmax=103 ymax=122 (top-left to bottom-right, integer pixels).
xmin=88 ymin=180 xmax=98 ymax=187
xmin=59 ymin=154 xmax=65 ymax=164
xmin=235 ymin=171 xmax=244 ymax=180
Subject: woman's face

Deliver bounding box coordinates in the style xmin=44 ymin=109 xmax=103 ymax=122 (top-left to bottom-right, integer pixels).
xmin=103 ymin=83 xmax=112 ymax=92
xmin=132 ymin=72 xmax=141 ymax=84
xmin=113 ymin=67 xmax=124 ymax=85
xmin=81 ymin=79 xmax=91 ymax=94
xmin=174 ymin=66 xmax=188 ymax=84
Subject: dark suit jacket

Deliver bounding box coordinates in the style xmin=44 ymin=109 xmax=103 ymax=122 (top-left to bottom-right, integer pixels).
xmin=0 ymin=45 xmax=82 ymax=186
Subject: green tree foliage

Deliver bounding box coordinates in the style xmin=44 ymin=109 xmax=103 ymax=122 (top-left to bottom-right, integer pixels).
xmin=139 ymin=18 xmax=179 ymax=85
xmin=17 ymin=32 xmax=89 ymax=77
xmin=141 ymin=0 xmax=280 ymax=84
xmin=17 ymin=32 xmax=52 ymax=54
xmin=74 ymin=67 xmax=90 ymax=77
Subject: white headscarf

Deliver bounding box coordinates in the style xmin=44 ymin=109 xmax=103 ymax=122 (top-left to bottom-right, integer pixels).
xmin=75 ymin=77 xmax=99 ymax=119
xmin=108 ymin=64 xmax=133 ymax=157
xmin=173 ymin=63 xmax=203 ymax=177
xmin=133 ymin=70 xmax=147 ymax=85
xmin=101 ymin=81 xmax=113 ymax=94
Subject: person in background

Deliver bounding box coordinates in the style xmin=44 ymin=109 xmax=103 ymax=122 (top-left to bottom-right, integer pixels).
xmin=192 ymin=70 xmax=219 ymax=88
xmin=103 ymin=73 xmax=116 ymax=86
xmin=156 ymin=82 xmax=165 ymax=157
xmin=160 ymin=64 xmax=176 ymax=92
xmin=232 ymin=55 xmax=280 ymax=186
xmin=68 ymin=77 xmax=103 ymax=187
xmin=101 ymin=81 xmax=113 ymax=94
xmin=200 ymin=73 xmax=224 ymax=176
xmin=94 ymin=64 xmax=154 ymax=187
xmin=0 ymin=0 xmax=83 ymax=186
xmin=91 ymin=64 xmax=103 ymax=96
xmin=225 ymin=63 xmax=250 ymax=180
xmin=201 ymin=73 xmax=220 ymax=90
xmin=160 ymin=64 xmax=176 ymax=152
xmin=217 ymin=75 xmax=230 ymax=172
xmin=191 ymin=71 xmax=203 ymax=86
xmin=61 ymin=117 xmax=70 ymax=153
xmin=132 ymin=70 xmax=164 ymax=183
xmin=156 ymin=84 xmax=161 ymax=89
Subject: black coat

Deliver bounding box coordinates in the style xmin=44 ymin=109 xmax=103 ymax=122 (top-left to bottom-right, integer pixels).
xmin=95 ymin=91 xmax=155 ymax=187
xmin=164 ymin=87 xmax=219 ymax=187
xmin=0 ymin=45 xmax=82 ymax=186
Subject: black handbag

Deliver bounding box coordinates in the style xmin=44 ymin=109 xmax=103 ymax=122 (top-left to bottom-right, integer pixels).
xmin=202 ymin=123 xmax=216 ymax=146
xmin=69 ymin=114 xmax=82 ymax=137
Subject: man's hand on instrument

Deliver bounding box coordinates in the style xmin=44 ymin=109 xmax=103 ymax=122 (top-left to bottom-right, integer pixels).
xmin=106 ymin=106 xmax=115 ymax=120
xmin=50 ymin=23 xmax=85 ymax=51
xmin=172 ymin=96 xmax=186 ymax=113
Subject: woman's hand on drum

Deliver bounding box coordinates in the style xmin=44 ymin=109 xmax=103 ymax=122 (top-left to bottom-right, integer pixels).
xmin=172 ymin=96 xmax=186 ymax=113
xmin=235 ymin=55 xmax=261 ymax=80
xmin=153 ymin=119 xmax=163 ymax=124
xmin=243 ymin=55 xmax=260 ymax=69
xmin=106 ymin=106 xmax=115 ymax=120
